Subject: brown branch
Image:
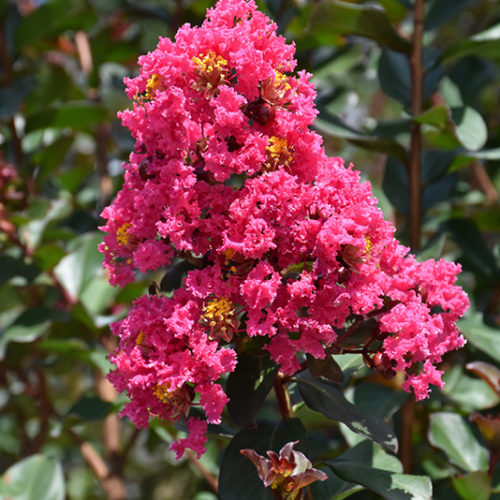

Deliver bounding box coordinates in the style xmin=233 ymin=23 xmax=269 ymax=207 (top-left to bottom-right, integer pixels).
xmin=29 ymin=363 xmax=51 ymax=454
xmin=74 ymin=31 xmax=93 ymax=75
xmin=274 ymin=372 xmax=293 ymax=419
xmin=0 ymin=27 xmax=12 ymax=83
xmin=408 ymin=0 xmax=425 ymax=251
xmin=401 ymin=0 xmax=425 ymax=473
xmin=400 ymin=396 xmax=415 ymax=473
xmin=471 ymin=161 xmax=498 ymax=204
xmin=67 ymin=428 xmax=126 ymax=500
xmin=185 ymin=450 xmax=219 ymax=495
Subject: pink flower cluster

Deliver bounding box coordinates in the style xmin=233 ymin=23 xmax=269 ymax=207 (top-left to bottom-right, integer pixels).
xmin=100 ymin=0 xmax=469 ymax=457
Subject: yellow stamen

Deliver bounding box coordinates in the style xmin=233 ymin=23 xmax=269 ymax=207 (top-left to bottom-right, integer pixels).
xmin=274 ymin=70 xmax=291 ymax=91
xmin=201 ymin=296 xmax=239 ymax=342
xmin=145 ymin=73 xmax=162 ymax=101
xmin=135 ymin=331 xmax=145 ymax=345
xmin=265 ymin=136 xmax=293 ymax=171
xmin=365 ymin=236 xmax=374 ymax=255
xmin=192 ymin=51 xmax=231 ymax=98
xmin=153 ymin=383 xmax=173 ymax=404
xmin=116 ymin=222 xmax=132 ymax=247
xmin=192 ymin=51 xmax=228 ymax=73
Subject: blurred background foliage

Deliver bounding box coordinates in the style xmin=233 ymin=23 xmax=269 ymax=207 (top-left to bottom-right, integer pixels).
xmin=0 ymin=0 xmax=499 ymax=499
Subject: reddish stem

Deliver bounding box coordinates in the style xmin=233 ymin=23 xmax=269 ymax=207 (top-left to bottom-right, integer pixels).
xmin=274 ymin=372 xmax=293 ymax=419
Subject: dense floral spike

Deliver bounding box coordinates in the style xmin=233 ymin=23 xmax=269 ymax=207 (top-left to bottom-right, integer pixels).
xmin=101 ymin=0 xmax=469 ymax=458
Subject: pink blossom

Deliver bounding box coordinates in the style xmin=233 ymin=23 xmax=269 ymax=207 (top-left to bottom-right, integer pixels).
xmin=101 ymin=0 xmax=470 ymax=458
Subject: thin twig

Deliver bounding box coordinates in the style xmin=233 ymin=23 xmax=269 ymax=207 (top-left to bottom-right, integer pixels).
xmin=274 ymin=372 xmax=293 ymax=419
xmin=401 ymin=0 xmax=425 ymax=473
xmin=185 ymin=450 xmax=219 ymax=494
xmin=471 ymin=161 xmax=498 ymax=204
xmin=408 ymin=0 xmax=425 ymax=251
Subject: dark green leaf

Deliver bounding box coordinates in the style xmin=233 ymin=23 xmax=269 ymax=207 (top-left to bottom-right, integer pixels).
xmin=0 ymin=454 xmax=65 ymax=500
xmin=66 ymin=395 xmax=113 ymax=421
xmin=0 ymin=76 xmax=37 ymax=118
xmin=422 ymin=172 xmax=458 ymax=213
xmin=160 ymin=260 xmax=196 ymax=292
xmin=25 ymin=104 xmax=108 ymax=133
xmin=425 ymin=0 xmax=475 ymax=31
xmin=452 ymin=470 xmax=492 ymax=500
xmin=31 ymin=135 xmax=75 ymax=186
xmin=428 ymin=412 xmax=489 ymax=472
xmin=350 ymin=382 xmax=408 ymax=419
xmin=314 ymin=113 xmax=408 ymax=163
xmin=378 ymin=48 xmax=444 ymax=107
xmin=218 ymin=419 xmax=307 ymax=500
xmin=226 ymin=352 xmax=278 ymax=427
xmin=295 ymin=372 xmax=398 ymax=453
xmin=53 ymin=232 xmax=105 ymax=301
xmin=383 ymin=157 xmax=409 ymax=215
xmin=459 ymin=310 xmax=500 ymax=363
xmin=444 ymin=218 xmax=499 ymax=278
xmin=326 ymin=458 xmax=432 ymax=500
xmin=307 ymin=353 xmax=343 ymax=383
xmin=466 ymin=361 xmax=500 ymax=396
xmin=0 ymin=255 xmax=39 ymax=286
xmin=0 ymin=307 xmax=56 ymax=359
xmin=443 ymin=23 xmax=500 ymax=62
xmin=308 ymin=1 xmax=411 ymax=54
xmin=33 ymin=244 xmax=66 ymax=271
xmin=15 ymin=0 xmax=97 ymax=48
xmin=442 ymin=365 xmax=500 ymax=412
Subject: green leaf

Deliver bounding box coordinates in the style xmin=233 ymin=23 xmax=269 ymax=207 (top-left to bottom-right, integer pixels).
xmin=378 ymin=49 xmax=411 ymax=107
xmin=31 ymin=135 xmax=75 ymax=186
xmin=218 ymin=419 xmax=307 ymax=500
xmin=428 ymin=412 xmax=489 ymax=472
xmin=0 ymin=76 xmax=37 ymax=118
xmin=414 ymin=105 xmax=449 ymax=128
xmin=378 ymin=48 xmax=444 ymax=108
xmin=451 ymin=471 xmax=492 ymax=500
xmin=226 ymin=352 xmax=278 ymax=427
xmin=383 ymin=157 xmax=409 ymax=215
xmin=459 ymin=310 xmax=500 ymax=363
xmin=33 ymin=244 xmax=66 ymax=271
xmin=53 ymin=232 xmax=104 ymax=302
xmin=325 ymin=459 xmax=432 ymax=500
xmin=444 ymin=23 xmax=500 ymax=62
xmin=295 ymin=372 xmax=398 ymax=453
xmin=0 ymin=454 xmax=65 ymax=500
xmin=448 ymin=147 xmax=500 ymax=172
xmin=314 ymin=113 xmax=408 ymax=163
xmin=25 ymin=104 xmax=108 ymax=133
xmin=349 ymin=382 xmax=408 ymax=419
xmin=0 ymin=255 xmax=39 ymax=286
xmin=378 ymin=0 xmax=407 ymax=23
xmin=307 ymin=353 xmax=343 ymax=383
xmin=0 ymin=307 xmax=56 ymax=359
xmin=308 ymin=1 xmax=411 ymax=54
xmin=160 ymin=259 xmax=196 ymax=292
xmin=442 ymin=365 xmax=500 ymax=412
xmin=444 ymin=218 xmax=500 ymax=279
xmin=425 ymin=0 xmax=475 ymax=31
xmin=466 ymin=361 xmax=500 ymax=396
xmin=14 ymin=0 xmax=96 ymax=48
xmin=66 ymin=395 xmax=113 ymax=422
xmin=450 ymin=107 xmax=488 ymax=152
